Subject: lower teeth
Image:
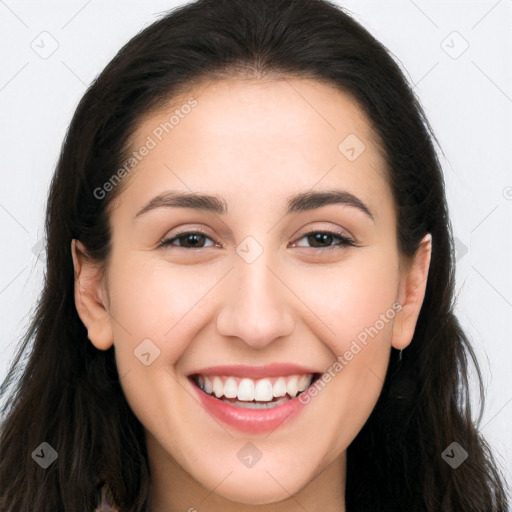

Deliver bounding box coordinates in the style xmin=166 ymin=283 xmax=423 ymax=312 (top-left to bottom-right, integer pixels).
xmin=221 ymin=396 xmax=290 ymax=409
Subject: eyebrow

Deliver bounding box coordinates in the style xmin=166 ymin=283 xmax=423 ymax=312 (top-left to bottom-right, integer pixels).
xmin=134 ymin=189 xmax=374 ymax=222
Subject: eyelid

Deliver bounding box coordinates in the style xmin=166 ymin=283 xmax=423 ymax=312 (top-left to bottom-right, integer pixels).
xmin=158 ymin=226 xmax=357 ymax=251
xmin=290 ymin=229 xmax=356 ymax=250
xmin=292 ymin=224 xmax=354 ymax=243
xmin=158 ymin=228 xmax=220 ymax=249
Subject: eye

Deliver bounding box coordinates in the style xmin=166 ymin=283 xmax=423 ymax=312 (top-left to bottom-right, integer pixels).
xmin=158 ymin=229 xmax=356 ymax=251
xmin=291 ymin=230 xmax=356 ymax=250
xmin=158 ymin=230 xmax=218 ymax=249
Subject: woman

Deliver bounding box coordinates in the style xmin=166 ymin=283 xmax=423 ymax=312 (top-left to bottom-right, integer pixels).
xmin=0 ymin=0 xmax=509 ymax=510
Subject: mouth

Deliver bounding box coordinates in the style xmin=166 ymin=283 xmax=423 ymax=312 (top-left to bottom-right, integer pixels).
xmin=190 ymin=372 xmax=322 ymax=409
xmin=187 ymin=364 xmax=324 ymax=433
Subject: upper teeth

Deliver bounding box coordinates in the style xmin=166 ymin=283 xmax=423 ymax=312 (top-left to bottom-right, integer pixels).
xmin=195 ymin=374 xmax=314 ymax=402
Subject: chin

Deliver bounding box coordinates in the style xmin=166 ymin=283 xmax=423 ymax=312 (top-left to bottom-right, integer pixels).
xmin=198 ymin=464 xmax=311 ymax=506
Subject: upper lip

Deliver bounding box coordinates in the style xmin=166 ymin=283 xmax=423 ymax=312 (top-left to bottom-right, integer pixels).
xmin=188 ymin=363 xmax=320 ymax=379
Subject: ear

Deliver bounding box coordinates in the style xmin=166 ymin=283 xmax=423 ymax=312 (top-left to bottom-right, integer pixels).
xmin=71 ymin=239 xmax=114 ymax=350
xmin=391 ymin=233 xmax=432 ymax=350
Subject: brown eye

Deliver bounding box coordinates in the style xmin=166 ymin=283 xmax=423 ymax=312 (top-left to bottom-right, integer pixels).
xmin=159 ymin=231 xmax=216 ymax=249
xmin=293 ymin=231 xmax=355 ymax=250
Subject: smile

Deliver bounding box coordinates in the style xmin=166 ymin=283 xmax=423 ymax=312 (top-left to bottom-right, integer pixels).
xmin=188 ymin=364 xmax=322 ymax=433
xmin=192 ymin=374 xmax=317 ymax=408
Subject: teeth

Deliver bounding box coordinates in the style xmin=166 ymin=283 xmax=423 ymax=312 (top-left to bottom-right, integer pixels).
xmin=237 ymin=378 xmax=254 ymax=401
xmin=272 ymin=377 xmax=287 ymax=397
xmin=195 ymin=373 xmax=315 ymax=402
xmin=203 ymin=376 xmax=212 ymax=394
xmin=286 ymin=376 xmax=299 ymax=397
xmin=254 ymin=379 xmax=273 ymax=401
xmin=224 ymin=377 xmax=237 ymax=398
xmin=297 ymin=374 xmax=311 ymax=392
xmin=212 ymin=376 xmax=224 ymax=398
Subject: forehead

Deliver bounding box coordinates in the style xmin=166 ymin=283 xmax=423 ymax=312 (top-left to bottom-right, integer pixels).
xmin=132 ymin=76 xmax=381 ymax=156
xmin=116 ymin=77 xmax=391 ymax=218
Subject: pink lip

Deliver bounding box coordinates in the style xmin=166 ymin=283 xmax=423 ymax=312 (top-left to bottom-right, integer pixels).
xmin=190 ymin=378 xmax=308 ymax=434
xmin=187 ymin=364 xmax=319 ymax=434
xmin=189 ymin=363 xmax=319 ymax=379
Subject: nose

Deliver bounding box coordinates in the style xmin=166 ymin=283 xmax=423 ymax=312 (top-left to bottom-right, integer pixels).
xmin=215 ymin=255 xmax=295 ymax=349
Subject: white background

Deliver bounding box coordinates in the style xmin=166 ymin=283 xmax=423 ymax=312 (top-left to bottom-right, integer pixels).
xmin=0 ymin=0 xmax=511 ymax=499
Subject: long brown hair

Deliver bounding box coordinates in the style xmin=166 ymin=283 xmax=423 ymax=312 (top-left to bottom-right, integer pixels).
xmin=1 ymin=0 xmax=509 ymax=510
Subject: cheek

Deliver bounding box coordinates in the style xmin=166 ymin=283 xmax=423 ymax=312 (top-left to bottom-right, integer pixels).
xmin=291 ymin=250 xmax=400 ymax=353
xmin=288 ymin=250 xmax=399 ymax=432
xmin=105 ymin=255 xmax=226 ymax=364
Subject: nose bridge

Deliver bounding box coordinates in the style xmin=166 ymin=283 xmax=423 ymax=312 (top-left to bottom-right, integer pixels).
xmin=215 ymin=249 xmax=295 ymax=348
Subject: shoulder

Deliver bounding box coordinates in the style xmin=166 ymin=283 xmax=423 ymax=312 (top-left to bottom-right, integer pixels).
xmin=93 ymin=483 xmax=120 ymax=512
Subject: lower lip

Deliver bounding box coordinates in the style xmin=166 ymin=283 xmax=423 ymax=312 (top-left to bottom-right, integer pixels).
xmin=190 ymin=378 xmax=308 ymax=434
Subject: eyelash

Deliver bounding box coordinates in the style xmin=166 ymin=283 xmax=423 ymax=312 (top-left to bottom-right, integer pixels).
xmin=158 ymin=229 xmax=356 ymax=251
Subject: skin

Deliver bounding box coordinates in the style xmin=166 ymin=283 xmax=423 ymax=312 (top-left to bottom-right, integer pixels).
xmin=72 ymin=77 xmax=431 ymax=511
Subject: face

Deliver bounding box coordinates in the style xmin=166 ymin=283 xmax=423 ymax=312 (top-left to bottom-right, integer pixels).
xmin=73 ymin=77 xmax=431 ymax=508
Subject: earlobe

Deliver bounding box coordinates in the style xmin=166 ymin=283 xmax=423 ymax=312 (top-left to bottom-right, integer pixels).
xmin=391 ymin=233 xmax=432 ymax=351
xmin=71 ymin=239 xmax=114 ymax=351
